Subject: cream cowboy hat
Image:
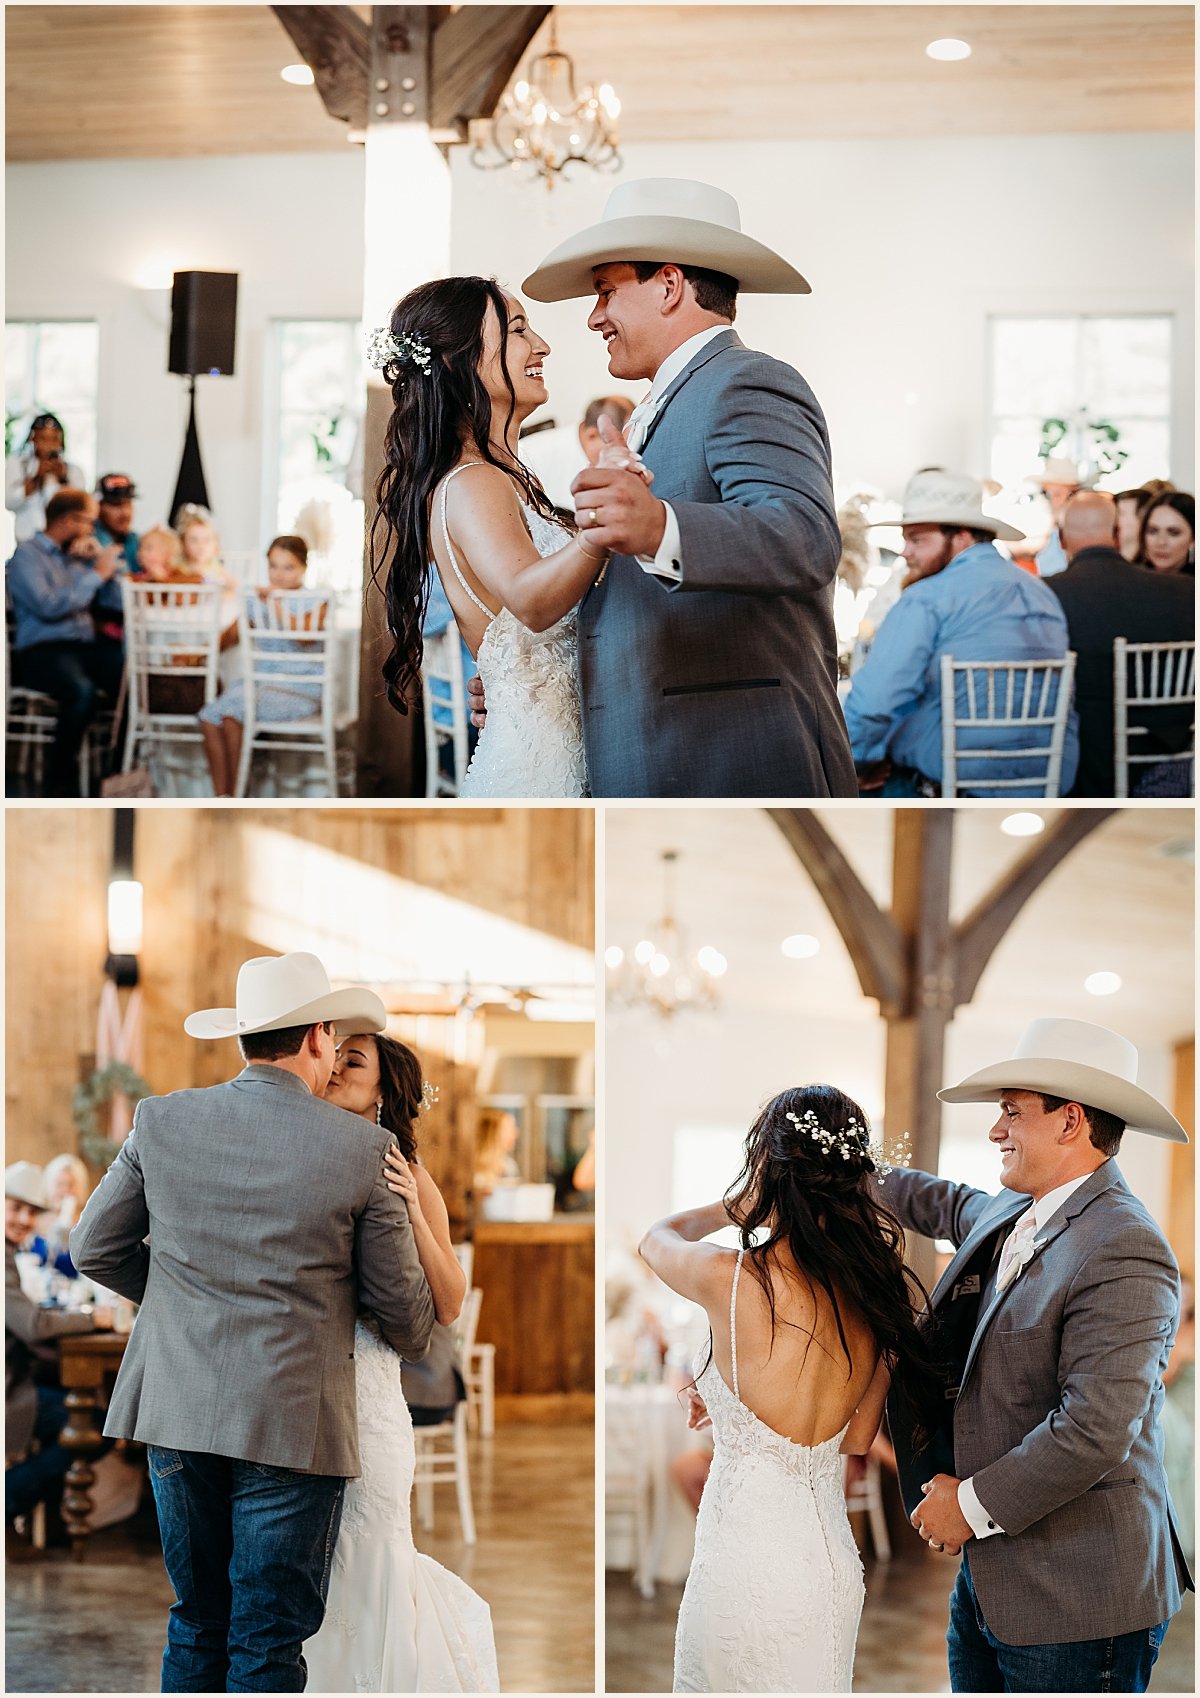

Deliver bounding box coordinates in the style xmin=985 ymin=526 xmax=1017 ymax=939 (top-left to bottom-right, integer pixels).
xmin=938 ymin=1018 xmax=1188 ymax=1142
xmin=522 ymin=178 xmax=811 ymax=302
xmin=1028 ymin=456 xmax=1084 ymax=488
xmin=185 ymin=952 xmax=387 ymax=1041
xmin=868 ymin=469 xmax=1025 ymax=543
xmin=5 ymin=1162 xmax=48 ymax=1210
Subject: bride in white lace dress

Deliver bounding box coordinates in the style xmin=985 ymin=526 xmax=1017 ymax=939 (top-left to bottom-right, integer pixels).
xmin=640 ymin=1085 xmax=944 ymax=1694
xmin=367 ymin=276 xmax=644 ymax=798
xmin=306 ymin=1035 xmax=499 ymax=1693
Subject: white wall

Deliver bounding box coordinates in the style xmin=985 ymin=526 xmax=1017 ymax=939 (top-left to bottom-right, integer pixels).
xmin=451 ymin=130 xmax=1195 ymax=497
xmin=6 ymin=152 xmax=366 ymax=552
xmin=7 ymin=128 xmax=1192 ymax=549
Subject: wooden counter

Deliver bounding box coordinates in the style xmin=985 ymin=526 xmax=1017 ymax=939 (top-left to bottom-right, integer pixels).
xmin=472 ymin=1217 xmax=594 ymax=1422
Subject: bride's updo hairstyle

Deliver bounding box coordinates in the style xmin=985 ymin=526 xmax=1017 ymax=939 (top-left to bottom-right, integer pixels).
xmin=725 ymin=1083 xmax=944 ymax=1445
xmin=369 ymin=275 xmax=568 ymax=714
xmin=374 ymin=1034 xmax=424 ymax=1162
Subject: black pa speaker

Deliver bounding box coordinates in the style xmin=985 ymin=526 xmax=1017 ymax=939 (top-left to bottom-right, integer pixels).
xmin=169 ymin=271 xmax=238 ymax=377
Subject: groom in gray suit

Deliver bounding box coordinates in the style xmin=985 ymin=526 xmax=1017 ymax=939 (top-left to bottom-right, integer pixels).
xmin=523 ymin=178 xmax=857 ymax=798
xmin=883 ymin=1018 xmax=1192 ymax=1692
xmin=72 ymin=952 xmax=434 ymax=1693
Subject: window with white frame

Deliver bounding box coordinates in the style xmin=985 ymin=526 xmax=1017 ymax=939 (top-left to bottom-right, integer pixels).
xmin=270 ymin=320 xmax=365 ymax=604
xmin=988 ymin=314 xmax=1173 ymax=491
xmin=5 ymin=320 xmax=100 ymax=485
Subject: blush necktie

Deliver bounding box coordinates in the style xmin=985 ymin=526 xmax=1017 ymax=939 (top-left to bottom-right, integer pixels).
xmin=624 ymin=392 xmax=659 ymax=454
xmin=995 ymin=1208 xmax=1038 ymax=1292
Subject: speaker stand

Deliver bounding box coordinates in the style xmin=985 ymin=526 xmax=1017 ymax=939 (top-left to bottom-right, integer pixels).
xmin=170 ymin=374 xmax=211 ymax=520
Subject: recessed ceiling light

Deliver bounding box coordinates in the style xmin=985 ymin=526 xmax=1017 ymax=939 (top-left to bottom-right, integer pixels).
xmin=281 ymin=64 xmax=315 ymax=86
xmin=926 ymin=38 xmax=972 ymax=61
xmin=781 ymin=934 xmax=820 ymax=959
xmin=604 ymin=946 xmax=624 ymax=969
xmin=1084 ymin=972 xmax=1122 ymax=997
xmin=1001 ymin=813 xmax=1045 ymax=838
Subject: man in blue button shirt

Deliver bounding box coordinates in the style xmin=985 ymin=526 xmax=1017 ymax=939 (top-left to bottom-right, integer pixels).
xmin=7 ymin=488 xmax=124 ymax=794
xmin=843 ymin=470 xmax=1078 ymax=796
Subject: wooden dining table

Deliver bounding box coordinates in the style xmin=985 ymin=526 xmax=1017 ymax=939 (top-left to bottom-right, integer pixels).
xmin=57 ymin=1330 xmax=129 ymax=1561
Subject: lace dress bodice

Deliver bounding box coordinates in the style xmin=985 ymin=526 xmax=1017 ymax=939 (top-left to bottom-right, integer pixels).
xmin=437 ymin=465 xmax=587 ymax=798
xmin=673 ymin=1252 xmax=864 ymax=1694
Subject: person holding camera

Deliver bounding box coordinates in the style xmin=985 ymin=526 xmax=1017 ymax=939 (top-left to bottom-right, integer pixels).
xmin=4 ymin=412 xmax=85 ymax=543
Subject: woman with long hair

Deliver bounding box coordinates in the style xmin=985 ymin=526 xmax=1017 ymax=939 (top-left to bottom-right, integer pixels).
xmin=367 ymin=276 xmax=639 ymax=798
xmin=1136 ymin=490 xmax=1195 ymax=576
xmin=305 ymin=1033 xmax=497 ymax=1692
xmin=640 ymin=1084 xmax=943 ymax=1693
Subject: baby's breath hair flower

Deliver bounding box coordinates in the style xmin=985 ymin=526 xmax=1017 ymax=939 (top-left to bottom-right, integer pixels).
xmin=367 ymin=326 xmax=433 ymax=376
xmin=784 ymin=1106 xmax=911 ymax=1183
xmin=420 ymin=1080 xmax=440 ymax=1114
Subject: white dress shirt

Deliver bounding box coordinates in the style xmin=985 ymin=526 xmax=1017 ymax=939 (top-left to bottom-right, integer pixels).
xmin=958 ymin=1170 xmax=1097 ymax=1539
xmin=631 ymin=325 xmax=731 ymax=582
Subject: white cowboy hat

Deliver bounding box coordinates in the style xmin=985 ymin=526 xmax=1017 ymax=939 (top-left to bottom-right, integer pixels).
xmin=868 ymin=470 xmax=1025 ymax=543
xmin=522 ymin=178 xmax=810 ymax=303
xmin=5 ymin=1162 xmax=48 ymax=1210
xmin=937 ymin=1018 xmax=1188 ymax=1142
xmin=1028 ymin=456 xmax=1083 ymax=488
xmin=184 ymin=952 xmax=387 ymax=1041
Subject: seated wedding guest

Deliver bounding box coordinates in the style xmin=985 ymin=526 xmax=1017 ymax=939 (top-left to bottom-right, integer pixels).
xmin=842 ymin=470 xmax=1078 ymax=796
xmin=421 ymin=568 xmax=478 ymax=778
xmin=1137 ymin=491 xmax=1194 ymax=576
xmin=30 ymin=1154 xmax=92 ymax=1281
xmin=1048 ymin=490 xmax=1194 ymax=797
xmin=6 ymin=490 xmax=124 ymax=795
xmin=133 ymin=526 xmax=204 ymax=583
xmin=1115 ymin=480 xmax=1175 ymax=562
xmin=1027 ymin=456 xmax=1083 ymax=578
xmin=5 ymin=1163 xmax=111 ymax=1539
xmin=91 ymin=472 xmax=141 ymax=649
xmin=400 ymin=1320 xmax=467 ymax=1428
xmin=520 ymin=394 xmax=635 ymax=508
xmin=175 ymin=503 xmax=236 ymax=587
xmin=4 ymin=412 xmax=86 ymax=542
xmin=196 ymin=534 xmax=324 ymax=796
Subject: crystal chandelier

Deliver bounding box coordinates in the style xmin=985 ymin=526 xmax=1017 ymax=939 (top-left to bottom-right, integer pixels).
xmin=470 ymin=16 xmax=622 ymax=190
xmin=606 ymin=851 xmax=726 ymax=1018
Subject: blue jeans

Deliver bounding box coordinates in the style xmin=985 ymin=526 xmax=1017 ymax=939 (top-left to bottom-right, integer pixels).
xmin=948 ymin=1552 xmax=1168 ymax=1692
xmin=5 ymin=1387 xmax=73 ymax=1520
xmin=148 ymin=1446 xmax=345 ymax=1693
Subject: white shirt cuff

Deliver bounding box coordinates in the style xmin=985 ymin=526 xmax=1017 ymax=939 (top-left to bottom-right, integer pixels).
xmin=636 ymin=501 xmax=681 ymax=581
xmin=958 ymin=1476 xmax=1004 ymax=1540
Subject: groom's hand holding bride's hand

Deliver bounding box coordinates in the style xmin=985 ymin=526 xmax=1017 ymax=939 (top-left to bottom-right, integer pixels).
xmin=911 ymin=1473 xmax=972 ymax=1555
xmin=572 ymin=415 xmax=666 ymax=559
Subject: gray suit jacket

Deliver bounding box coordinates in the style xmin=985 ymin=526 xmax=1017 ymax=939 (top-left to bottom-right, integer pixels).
xmin=577 ymin=328 xmax=857 ymax=798
xmin=71 ymin=1066 xmax=435 ymax=1477
xmin=881 ymin=1161 xmax=1190 ymax=1644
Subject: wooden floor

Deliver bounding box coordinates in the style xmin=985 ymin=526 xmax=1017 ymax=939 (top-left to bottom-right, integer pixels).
xmin=605 ymin=1551 xmax=1196 ymax=1693
xmin=5 ymin=1424 xmax=594 ymax=1694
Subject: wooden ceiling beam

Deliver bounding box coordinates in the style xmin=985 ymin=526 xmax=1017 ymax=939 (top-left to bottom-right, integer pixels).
xmin=429 ymin=5 xmax=552 ymax=133
xmin=269 ymin=5 xmax=371 ymax=128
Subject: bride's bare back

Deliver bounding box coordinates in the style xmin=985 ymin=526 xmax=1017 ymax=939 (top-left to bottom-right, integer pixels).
xmin=703 ymin=1243 xmax=879 ymax=1446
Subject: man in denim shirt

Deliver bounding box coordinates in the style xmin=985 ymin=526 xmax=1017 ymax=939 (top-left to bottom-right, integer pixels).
xmin=7 ymin=488 xmax=124 ymax=794
xmin=843 ymin=470 xmax=1078 ymax=796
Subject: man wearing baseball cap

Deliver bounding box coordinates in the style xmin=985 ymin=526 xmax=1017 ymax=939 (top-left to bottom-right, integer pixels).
xmin=5 ymin=1162 xmax=112 ymax=1537
xmin=91 ymin=473 xmax=141 ymax=647
xmin=842 ymin=469 xmax=1078 ymax=795
xmin=883 ymin=1018 xmax=1192 ymax=1691
xmin=71 ymin=952 xmax=434 ymax=1691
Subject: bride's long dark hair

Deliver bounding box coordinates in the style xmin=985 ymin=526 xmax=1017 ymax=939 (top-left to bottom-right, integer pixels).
xmin=716 ymin=1084 xmax=944 ymax=1447
xmin=368 ymin=275 xmax=569 ymax=714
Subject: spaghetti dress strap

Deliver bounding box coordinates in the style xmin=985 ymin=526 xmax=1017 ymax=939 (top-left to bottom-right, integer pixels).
xmin=730 ymin=1247 xmax=745 ymax=1401
xmin=438 ymin=463 xmax=495 ymax=621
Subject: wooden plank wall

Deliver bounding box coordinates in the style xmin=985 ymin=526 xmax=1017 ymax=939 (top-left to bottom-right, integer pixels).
xmin=5 ymin=806 xmax=593 ymax=1233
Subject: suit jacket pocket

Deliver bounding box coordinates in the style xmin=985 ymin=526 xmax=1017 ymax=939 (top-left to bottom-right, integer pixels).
xmin=662 ymin=678 xmax=781 ymax=698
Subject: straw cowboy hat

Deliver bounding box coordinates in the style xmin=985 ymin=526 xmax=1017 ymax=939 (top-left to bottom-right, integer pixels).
xmin=5 ymin=1162 xmax=48 ymax=1210
xmin=938 ymin=1018 xmax=1188 ymax=1142
xmin=1029 ymin=456 xmax=1084 ymax=489
xmin=185 ymin=952 xmax=387 ymax=1041
xmin=869 ymin=469 xmax=1025 ymax=543
xmin=522 ymin=177 xmax=811 ymax=302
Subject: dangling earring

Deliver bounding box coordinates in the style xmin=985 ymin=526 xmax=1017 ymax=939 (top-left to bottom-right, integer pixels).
xmin=375 ymin=1101 xmax=384 ymax=1126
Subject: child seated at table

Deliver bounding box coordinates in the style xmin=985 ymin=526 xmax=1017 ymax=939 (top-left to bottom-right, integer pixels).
xmin=197 ymin=534 xmax=327 ymax=796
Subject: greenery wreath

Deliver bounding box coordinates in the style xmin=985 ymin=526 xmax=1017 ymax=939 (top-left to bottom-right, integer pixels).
xmin=73 ymin=1061 xmax=153 ymax=1170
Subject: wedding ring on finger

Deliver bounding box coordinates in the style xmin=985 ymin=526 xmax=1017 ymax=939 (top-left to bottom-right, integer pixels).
xmin=586 ymin=508 xmax=599 ymax=528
